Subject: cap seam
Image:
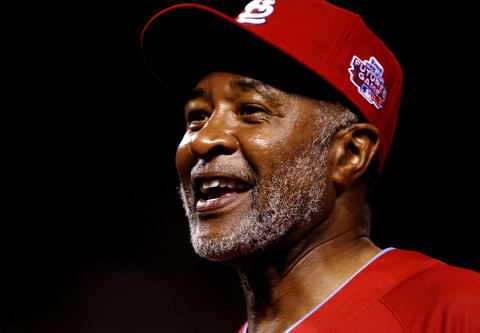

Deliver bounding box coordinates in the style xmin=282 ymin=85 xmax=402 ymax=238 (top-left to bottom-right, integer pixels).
xmin=382 ymin=68 xmax=402 ymax=156
xmin=379 ymin=60 xmax=402 ymax=134
xmin=324 ymin=14 xmax=360 ymax=71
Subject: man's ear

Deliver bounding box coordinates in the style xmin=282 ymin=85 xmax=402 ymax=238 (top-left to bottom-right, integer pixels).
xmin=330 ymin=123 xmax=380 ymax=187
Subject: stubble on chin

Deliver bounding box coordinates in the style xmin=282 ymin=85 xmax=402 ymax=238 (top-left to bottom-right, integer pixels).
xmin=178 ymin=183 xmax=260 ymax=262
xmin=178 ymin=134 xmax=330 ymax=262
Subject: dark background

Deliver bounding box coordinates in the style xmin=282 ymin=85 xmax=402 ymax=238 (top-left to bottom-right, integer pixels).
xmin=4 ymin=1 xmax=479 ymax=332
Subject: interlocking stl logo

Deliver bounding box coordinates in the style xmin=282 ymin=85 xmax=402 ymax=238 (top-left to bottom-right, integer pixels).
xmin=237 ymin=0 xmax=277 ymax=25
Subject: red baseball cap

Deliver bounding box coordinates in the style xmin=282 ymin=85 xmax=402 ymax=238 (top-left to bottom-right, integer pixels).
xmin=141 ymin=0 xmax=403 ymax=174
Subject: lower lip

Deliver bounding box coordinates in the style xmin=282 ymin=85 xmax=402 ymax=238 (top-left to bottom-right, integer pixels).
xmin=196 ymin=190 xmax=251 ymax=214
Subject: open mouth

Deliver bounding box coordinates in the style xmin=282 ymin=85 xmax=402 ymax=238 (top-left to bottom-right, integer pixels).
xmin=194 ymin=177 xmax=253 ymax=213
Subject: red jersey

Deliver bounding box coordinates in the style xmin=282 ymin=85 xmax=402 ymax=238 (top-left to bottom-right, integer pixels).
xmin=239 ymin=248 xmax=480 ymax=333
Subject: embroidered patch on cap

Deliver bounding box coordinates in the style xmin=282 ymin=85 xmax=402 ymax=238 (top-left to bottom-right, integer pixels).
xmin=237 ymin=0 xmax=276 ymax=25
xmin=349 ymin=56 xmax=387 ymax=109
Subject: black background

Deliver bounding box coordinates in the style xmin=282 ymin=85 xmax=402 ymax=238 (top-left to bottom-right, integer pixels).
xmin=3 ymin=1 xmax=479 ymax=332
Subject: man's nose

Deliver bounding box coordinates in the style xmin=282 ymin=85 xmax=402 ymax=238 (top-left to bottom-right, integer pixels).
xmin=188 ymin=110 xmax=238 ymax=160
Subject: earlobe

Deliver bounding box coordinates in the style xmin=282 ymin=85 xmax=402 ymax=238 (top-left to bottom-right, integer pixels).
xmin=331 ymin=123 xmax=380 ymax=187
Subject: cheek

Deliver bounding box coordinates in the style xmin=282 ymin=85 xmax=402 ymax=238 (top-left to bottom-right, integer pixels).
xmin=239 ymin=128 xmax=294 ymax=175
xmin=175 ymin=133 xmax=195 ymax=183
xmin=247 ymin=134 xmax=270 ymax=151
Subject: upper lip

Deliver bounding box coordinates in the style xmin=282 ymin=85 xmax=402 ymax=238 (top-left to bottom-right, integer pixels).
xmin=191 ymin=171 xmax=254 ymax=186
xmin=191 ymin=170 xmax=255 ymax=198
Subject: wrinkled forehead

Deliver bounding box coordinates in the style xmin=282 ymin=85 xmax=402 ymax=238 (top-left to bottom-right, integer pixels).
xmin=191 ymin=71 xmax=344 ymax=110
xmin=190 ymin=72 xmax=286 ymax=103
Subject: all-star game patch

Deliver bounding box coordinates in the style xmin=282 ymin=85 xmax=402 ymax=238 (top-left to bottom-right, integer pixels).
xmin=349 ymin=56 xmax=387 ymax=109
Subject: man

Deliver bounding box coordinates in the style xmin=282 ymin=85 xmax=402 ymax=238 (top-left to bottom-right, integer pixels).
xmin=141 ymin=1 xmax=480 ymax=332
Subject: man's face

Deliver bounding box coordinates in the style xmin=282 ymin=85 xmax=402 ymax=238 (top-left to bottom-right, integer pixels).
xmin=176 ymin=72 xmax=338 ymax=263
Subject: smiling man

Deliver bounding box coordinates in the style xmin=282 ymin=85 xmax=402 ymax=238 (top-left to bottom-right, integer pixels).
xmin=141 ymin=1 xmax=480 ymax=332
xmin=178 ymin=72 xmax=368 ymax=265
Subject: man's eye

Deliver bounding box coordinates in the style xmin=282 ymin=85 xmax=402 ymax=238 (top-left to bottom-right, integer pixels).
xmin=186 ymin=110 xmax=209 ymax=125
xmin=240 ymin=104 xmax=270 ymax=123
xmin=240 ymin=104 xmax=266 ymax=115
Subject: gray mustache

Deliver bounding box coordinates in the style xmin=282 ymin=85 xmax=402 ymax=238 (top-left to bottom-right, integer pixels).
xmin=191 ymin=160 xmax=257 ymax=184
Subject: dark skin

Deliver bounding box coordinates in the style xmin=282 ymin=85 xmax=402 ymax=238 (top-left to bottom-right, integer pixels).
xmin=176 ymin=72 xmax=381 ymax=333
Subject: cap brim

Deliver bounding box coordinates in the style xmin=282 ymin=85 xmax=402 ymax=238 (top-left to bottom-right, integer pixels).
xmin=141 ymin=4 xmax=342 ymax=101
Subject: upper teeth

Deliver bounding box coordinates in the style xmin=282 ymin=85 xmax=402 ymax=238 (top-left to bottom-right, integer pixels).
xmin=199 ymin=178 xmax=246 ymax=194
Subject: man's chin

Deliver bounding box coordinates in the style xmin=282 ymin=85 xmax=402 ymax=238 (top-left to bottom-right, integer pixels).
xmin=187 ymin=205 xmax=257 ymax=262
xmin=189 ymin=225 xmax=260 ymax=265
xmin=192 ymin=242 xmax=241 ymax=264
xmin=189 ymin=225 xmax=284 ymax=267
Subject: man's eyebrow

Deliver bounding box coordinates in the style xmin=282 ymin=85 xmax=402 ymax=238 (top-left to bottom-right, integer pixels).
xmin=185 ymin=87 xmax=206 ymax=103
xmin=230 ymin=78 xmax=281 ymax=107
xmin=184 ymin=78 xmax=282 ymax=107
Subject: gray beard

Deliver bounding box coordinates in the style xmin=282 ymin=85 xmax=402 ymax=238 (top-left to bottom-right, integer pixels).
xmin=178 ymin=129 xmax=331 ymax=262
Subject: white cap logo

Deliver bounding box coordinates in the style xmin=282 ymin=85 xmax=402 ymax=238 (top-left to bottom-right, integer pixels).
xmin=237 ymin=0 xmax=277 ymax=25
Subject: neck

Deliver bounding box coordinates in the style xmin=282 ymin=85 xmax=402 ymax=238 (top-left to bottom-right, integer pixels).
xmin=237 ymin=192 xmax=380 ymax=333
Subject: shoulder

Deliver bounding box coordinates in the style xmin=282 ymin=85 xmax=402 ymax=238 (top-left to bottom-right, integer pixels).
xmin=380 ymin=249 xmax=480 ymax=332
xmin=382 ymin=249 xmax=480 ymax=303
